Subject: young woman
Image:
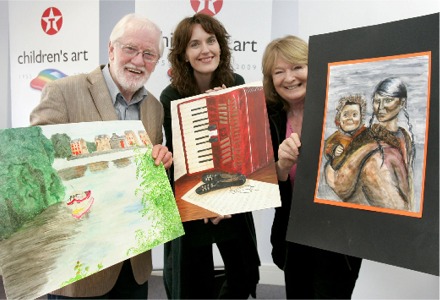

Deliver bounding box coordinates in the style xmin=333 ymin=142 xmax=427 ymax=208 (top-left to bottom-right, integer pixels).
xmin=262 ymin=35 xmax=362 ymax=299
xmin=160 ymin=13 xmax=260 ymax=299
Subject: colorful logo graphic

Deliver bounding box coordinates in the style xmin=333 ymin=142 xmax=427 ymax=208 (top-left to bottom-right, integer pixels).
xmin=190 ymin=0 xmax=223 ymax=16
xmin=30 ymin=69 xmax=67 ymax=91
xmin=41 ymin=7 xmax=63 ymax=35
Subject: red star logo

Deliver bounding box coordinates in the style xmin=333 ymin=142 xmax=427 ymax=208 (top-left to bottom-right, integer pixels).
xmin=190 ymin=0 xmax=223 ymax=16
xmin=41 ymin=7 xmax=63 ymax=35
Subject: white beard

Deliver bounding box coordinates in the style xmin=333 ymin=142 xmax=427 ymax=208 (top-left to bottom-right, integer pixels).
xmin=113 ymin=63 xmax=150 ymax=94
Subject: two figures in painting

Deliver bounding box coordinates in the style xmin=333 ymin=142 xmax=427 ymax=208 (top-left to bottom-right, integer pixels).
xmin=324 ymin=77 xmax=415 ymax=212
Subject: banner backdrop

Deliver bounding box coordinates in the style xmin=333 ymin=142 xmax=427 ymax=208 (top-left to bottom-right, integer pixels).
xmin=135 ymin=0 xmax=272 ymax=98
xmin=9 ymin=1 xmax=99 ymax=128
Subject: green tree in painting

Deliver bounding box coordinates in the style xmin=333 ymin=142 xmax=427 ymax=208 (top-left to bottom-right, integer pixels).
xmin=126 ymin=146 xmax=184 ymax=256
xmin=0 ymin=126 xmax=65 ymax=240
xmin=61 ymin=261 xmax=103 ymax=287
xmin=86 ymin=141 xmax=97 ymax=153
xmin=51 ymin=133 xmax=72 ymax=159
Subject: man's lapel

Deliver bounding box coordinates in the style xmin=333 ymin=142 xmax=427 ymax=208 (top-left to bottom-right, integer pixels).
xmin=87 ymin=66 xmax=118 ymax=121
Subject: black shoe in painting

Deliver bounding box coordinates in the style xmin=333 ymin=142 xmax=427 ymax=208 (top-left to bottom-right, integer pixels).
xmin=201 ymin=172 xmax=244 ymax=183
xmin=196 ymin=174 xmax=246 ymax=195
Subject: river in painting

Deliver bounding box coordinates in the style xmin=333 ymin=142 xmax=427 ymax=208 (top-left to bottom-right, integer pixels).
xmin=0 ymin=150 xmax=151 ymax=300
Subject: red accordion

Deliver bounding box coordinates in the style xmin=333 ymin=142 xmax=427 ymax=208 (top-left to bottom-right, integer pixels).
xmin=177 ymin=85 xmax=274 ymax=176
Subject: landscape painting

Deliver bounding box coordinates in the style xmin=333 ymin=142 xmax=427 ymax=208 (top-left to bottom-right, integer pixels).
xmin=0 ymin=120 xmax=184 ymax=299
xmin=314 ymin=52 xmax=431 ymax=218
xmin=170 ymin=82 xmax=281 ymax=221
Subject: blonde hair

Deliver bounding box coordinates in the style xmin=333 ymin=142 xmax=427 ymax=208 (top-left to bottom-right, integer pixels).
xmin=262 ymin=35 xmax=308 ymax=111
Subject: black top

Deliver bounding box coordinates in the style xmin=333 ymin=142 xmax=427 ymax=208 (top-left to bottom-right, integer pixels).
xmin=266 ymin=100 xmax=293 ymax=269
xmin=159 ymin=73 xmax=260 ymax=298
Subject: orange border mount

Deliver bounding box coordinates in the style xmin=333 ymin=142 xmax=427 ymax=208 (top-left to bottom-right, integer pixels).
xmin=313 ymin=51 xmax=432 ymax=219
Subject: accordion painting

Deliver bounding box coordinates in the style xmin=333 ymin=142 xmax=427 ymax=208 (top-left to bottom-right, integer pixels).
xmin=171 ymin=82 xmax=281 ymax=221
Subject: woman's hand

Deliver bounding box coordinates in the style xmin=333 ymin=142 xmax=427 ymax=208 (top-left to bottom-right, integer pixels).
xmin=276 ymin=133 xmax=301 ymax=181
xmin=205 ymin=84 xmax=226 ymax=93
xmin=204 ymin=214 xmax=231 ymax=225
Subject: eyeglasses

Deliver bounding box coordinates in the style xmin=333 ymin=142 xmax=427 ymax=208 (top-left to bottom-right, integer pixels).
xmin=115 ymin=42 xmax=159 ymax=63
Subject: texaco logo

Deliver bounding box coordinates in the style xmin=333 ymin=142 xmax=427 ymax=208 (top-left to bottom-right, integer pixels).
xmin=190 ymin=0 xmax=223 ymax=16
xmin=41 ymin=7 xmax=63 ymax=35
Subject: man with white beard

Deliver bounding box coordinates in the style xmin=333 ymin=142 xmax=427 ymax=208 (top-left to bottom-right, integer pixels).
xmin=30 ymin=13 xmax=172 ymax=299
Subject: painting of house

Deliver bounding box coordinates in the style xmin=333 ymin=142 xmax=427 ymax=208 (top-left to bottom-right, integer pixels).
xmin=109 ymin=132 xmax=127 ymax=149
xmin=95 ymin=134 xmax=111 ymax=152
xmin=70 ymin=138 xmax=89 ymax=156
xmin=138 ymin=130 xmax=150 ymax=146
xmin=125 ymin=130 xmax=140 ymax=146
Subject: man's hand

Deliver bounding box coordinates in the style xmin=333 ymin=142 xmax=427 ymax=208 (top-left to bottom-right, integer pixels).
xmin=151 ymin=144 xmax=173 ymax=169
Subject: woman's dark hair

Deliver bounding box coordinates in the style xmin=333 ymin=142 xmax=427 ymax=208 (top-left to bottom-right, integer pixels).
xmin=168 ymin=13 xmax=234 ymax=97
xmin=373 ymin=77 xmax=407 ymax=100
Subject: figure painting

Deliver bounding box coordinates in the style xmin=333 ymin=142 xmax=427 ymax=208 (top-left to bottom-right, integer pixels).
xmin=170 ymin=82 xmax=281 ymax=221
xmin=315 ymin=52 xmax=431 ymax=217
xmin=0 ymin=120 xmax=184 ymax=299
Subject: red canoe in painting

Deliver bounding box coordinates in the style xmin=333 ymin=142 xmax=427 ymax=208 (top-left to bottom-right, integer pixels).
xmin=66 ymin=190 xmax=94 ymax=219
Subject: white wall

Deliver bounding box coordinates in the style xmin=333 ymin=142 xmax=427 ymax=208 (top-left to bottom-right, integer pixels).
xmin=297 ymin=0 xmax=439 ymax=39
xmin=0 ymin=0 xmax=9 ymax=129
